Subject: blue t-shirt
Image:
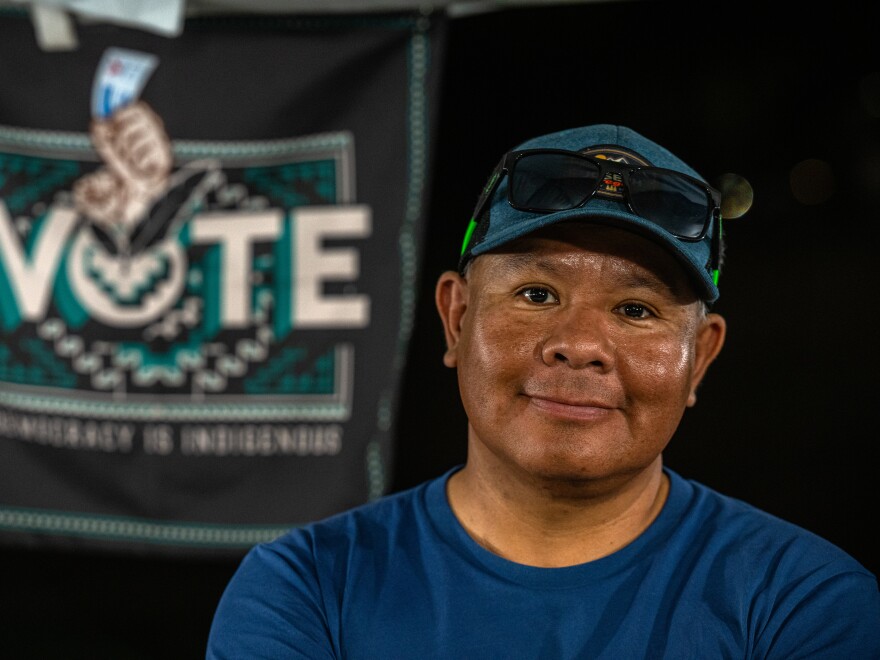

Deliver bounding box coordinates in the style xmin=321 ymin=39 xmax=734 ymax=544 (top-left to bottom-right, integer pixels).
xmin=207 ymin=467 xmax=880 ymax=659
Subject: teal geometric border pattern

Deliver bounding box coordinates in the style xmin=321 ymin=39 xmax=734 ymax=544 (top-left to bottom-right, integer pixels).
xmin=0 ymin=343 xmax=354 ymax=422
xmin=0 ymin=505 xmax=294 ymax=547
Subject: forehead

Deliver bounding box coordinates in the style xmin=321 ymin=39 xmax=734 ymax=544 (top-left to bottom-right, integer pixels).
xmin=471 ymin=223 xmax=698 ymax=301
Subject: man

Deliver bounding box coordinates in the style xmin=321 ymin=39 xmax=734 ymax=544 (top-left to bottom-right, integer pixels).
xmin=207 ymin=124 xmax=880 ymax=658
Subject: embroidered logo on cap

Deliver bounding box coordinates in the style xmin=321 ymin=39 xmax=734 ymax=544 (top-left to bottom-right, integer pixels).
xmin=579 ymin=145 xmax=652 ymax=201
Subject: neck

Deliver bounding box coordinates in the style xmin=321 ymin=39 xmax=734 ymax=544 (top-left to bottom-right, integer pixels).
xmin=446 ymin=450 xmax=669 ymax=568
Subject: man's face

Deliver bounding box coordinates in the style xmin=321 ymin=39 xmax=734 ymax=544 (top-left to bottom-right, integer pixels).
xmin=436 ymin=222 xmax=726 ymax=488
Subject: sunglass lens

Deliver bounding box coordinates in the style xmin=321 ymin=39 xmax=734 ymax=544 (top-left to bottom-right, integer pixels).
xmin=509 ymin=153 xmax=600 ymax=212
xmin=628 ymin=170 xmax=711 ymax=238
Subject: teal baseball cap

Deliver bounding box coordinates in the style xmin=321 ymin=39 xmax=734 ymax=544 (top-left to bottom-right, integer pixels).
xmin=459 ymin=124 xmax=724 ymax=303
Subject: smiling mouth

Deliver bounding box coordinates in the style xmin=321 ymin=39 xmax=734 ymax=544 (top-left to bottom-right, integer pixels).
xmin=527 ymin=396 xmax=615 ymax=421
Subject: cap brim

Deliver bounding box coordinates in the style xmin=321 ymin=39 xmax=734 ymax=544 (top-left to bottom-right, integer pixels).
xmin=465 ymin=201 xmax=718 ymax=303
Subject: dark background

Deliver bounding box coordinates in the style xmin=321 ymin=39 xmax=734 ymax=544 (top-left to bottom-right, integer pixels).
xmin=3 ymin=1 xmax=878 ymax=657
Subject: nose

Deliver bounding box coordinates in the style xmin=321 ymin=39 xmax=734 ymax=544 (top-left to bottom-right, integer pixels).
xmin=539 ymin=306 xmax=615 ymax=370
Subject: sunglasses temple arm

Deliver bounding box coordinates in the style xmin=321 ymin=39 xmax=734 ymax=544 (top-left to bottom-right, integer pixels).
xmin=460 ymin=218 xmax=478 ymax=256
xmin=710 ymin=213 xmax=722 ymax=285
xmin=461 ymin=163 xmax=505 ymax=257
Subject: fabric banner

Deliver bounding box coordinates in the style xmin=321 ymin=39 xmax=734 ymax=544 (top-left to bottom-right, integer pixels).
xmin=0 ymin=9 xmax=446 ymax=555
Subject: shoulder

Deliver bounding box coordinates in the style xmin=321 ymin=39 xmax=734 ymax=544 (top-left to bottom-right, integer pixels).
xmin=669 ymin=469 xmax=870 ymax=574
xmin=206 ymin=472 xmax=450 ymax=658
xmin=666 ymin=469 xmax=872 ymax=575
xmin=226 ymin=468 xmax=452 ymax=594
xmin=664 ymin=470 xmax=880 ymax=655
xmin=668 ymin=471 xmax=877 ymax=598
xmin=272 ymin=470 xmax=442 ymax=560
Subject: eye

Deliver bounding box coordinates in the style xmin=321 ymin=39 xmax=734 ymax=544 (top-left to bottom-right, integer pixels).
xmin=619 ymin=302 xmax=652 ymax=318
xmin=519 ymin=287 xmax=558 ymax=304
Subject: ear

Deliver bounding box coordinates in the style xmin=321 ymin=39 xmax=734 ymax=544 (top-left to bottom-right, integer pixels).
xmin=435 ymin=270 xmax=469 ymax=368
xmin=687 ymin=311 xmax=727 ymax=407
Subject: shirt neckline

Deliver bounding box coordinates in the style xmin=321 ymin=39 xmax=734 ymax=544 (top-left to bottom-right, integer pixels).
xmin=423 ymin=465 xmax=692 ymax=588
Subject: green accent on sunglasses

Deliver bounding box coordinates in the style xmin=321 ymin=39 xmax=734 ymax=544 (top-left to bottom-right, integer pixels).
xmin=460 ymin=218 xmax=478 ymax=256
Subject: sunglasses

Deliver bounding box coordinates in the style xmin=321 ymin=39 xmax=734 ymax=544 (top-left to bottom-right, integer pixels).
xmin=462 ymin=148 xmax=723 ymax=275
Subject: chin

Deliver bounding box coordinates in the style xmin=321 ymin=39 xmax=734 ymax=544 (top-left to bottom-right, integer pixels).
xmin=513 ymin=454 xmax=615 ymax=485
xmin=508 ymin=444 xmax=656 ymax=492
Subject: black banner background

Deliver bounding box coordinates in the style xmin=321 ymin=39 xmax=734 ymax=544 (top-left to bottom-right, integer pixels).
xmin=0 ymin=9 xmax=447 ymax=555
